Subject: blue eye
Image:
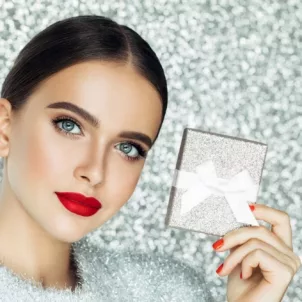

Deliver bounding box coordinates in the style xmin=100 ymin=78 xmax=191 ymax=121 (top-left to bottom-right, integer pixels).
xmin=55 ymin=119 xmax=81 ymax=135
xmin=51 ymin=115 xmax=147 ymax=162
xmin=117 ymin=142 xmax=147 ymax=162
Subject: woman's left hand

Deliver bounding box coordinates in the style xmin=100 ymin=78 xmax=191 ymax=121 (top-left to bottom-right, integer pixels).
xmin=212 ymin=203 xmax=301 ymax=302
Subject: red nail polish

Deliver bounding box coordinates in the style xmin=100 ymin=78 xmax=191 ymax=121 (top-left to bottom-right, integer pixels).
xmin=249 ymin=204 xmax=255 ymax=211
xmin=212 ymin=238 xmax=224 ymax=250
xmin=240 ymin=272 xmax=242 ymax=279
xmin=216 ymin=263 xmax=224 ymax=274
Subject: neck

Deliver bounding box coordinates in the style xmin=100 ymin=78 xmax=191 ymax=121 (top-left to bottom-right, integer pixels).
xmin=0 ymin=179 xmax=78 ymax=291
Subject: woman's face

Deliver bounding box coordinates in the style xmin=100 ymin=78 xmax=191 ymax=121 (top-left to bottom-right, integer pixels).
xmin=1 ymin=60 xmax=162 ymax=243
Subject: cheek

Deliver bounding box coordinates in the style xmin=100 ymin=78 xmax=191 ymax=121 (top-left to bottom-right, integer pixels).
xmin=27 ymin=132 xmax=65 ymax=182
xmin=108 ymin=163 xmax=142 ymax=209
xmin=10 ymin=120 xmax=67 ymax=187
xmin=6 ymin=122 xmax=58 ymax=206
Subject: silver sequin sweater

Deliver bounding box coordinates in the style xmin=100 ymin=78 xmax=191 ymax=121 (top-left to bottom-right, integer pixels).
xmin=0 ymin=237 xmax=214 ymax=301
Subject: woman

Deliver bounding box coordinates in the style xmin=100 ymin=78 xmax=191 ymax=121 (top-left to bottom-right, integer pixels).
xmin=0 ymin=15 xmax=300 ymax=301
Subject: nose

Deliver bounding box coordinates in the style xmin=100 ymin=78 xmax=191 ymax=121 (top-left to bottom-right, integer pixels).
xmin=79 ymin=166 xmax=104 ymax=187
xmin=75 ymin=145 xmax=107 ymax=187
xmin=80 ymin=173 xmax=103 ymax=187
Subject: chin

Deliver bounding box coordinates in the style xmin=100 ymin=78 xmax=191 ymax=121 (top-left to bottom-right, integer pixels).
xmin=42 ymin=217 xmax=90 ymax=244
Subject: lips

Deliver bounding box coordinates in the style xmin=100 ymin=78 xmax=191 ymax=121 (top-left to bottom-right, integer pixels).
xmin=55 ymin=192 xmax=102 ymax=217
xmin=56 ymin=192 xmax=102 ymax=208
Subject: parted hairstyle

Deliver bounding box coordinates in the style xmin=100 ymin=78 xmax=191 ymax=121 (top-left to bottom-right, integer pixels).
xmin=0 ymin=15 xmax=168 ymax=146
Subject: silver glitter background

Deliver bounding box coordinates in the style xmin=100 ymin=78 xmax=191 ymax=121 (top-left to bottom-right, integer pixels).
xmin=0 ymin=1 xmax=301 ymax=301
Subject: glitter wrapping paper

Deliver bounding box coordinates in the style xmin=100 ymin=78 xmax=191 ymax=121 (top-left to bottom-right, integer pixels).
xmin=0 ymin=0 xmax=302 ymax=301
xmin=165 ymin=128 xmax=268 ymax=237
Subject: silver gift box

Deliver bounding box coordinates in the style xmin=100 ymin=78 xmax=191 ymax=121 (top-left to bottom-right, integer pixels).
xmin=165 ymin=128 xmax=268 ymax=237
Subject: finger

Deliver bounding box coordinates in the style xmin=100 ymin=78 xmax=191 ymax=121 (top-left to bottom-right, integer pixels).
xmin=217 ymin=225 xmax=291 ymax=257
xmin=248 ymin=203 xmax=292 ymax=249
xmin=241 ymin=249 xmax=295 ymax=285
xmin=217 ymin=239 xmax=298 ymax=277
xmin=216 ymin=225 xmax=300 ymax=269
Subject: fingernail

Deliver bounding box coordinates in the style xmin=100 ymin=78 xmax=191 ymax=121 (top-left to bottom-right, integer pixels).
xmin=240 ymin=272 xmax=242 ymax=279
xmin=212 ymin=238 xmax=224 ymax=250
xmin=249 ymin=204 xmax=255 ymax=211
xmin=216 ymin=263 xmax=224 ymax=274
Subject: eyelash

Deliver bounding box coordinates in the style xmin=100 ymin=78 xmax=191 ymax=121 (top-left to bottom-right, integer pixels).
xmin=51 ymin=115 xmax=148 ymax=162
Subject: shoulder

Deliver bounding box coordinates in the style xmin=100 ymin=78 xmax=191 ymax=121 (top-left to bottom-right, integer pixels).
xmin=73 ymin=239 xmax=214 ymax=302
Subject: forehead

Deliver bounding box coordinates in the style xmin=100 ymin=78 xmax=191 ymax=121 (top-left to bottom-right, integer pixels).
xmin=31 ymin=60 xmax=163 ymax=140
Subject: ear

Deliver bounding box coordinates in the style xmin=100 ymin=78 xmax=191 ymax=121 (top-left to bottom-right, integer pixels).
xmin=0 ymin=98 xmax=13 ymax=158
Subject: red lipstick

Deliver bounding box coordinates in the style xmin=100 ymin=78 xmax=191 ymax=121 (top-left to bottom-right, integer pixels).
xmin=55 ymin=192 xmax=102 ymax=217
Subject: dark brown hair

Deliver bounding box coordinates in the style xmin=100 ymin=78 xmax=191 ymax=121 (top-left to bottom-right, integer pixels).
xmin=1 ymin=15 xmax=168 ymax=146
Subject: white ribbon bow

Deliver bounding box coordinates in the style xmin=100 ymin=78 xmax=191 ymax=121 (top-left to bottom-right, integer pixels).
xmin=172 ymin=160 xmax=259 ymax=226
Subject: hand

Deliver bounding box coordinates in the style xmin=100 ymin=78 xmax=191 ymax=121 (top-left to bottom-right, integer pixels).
xmin=212 ymin=203 xmax=301 ymax=302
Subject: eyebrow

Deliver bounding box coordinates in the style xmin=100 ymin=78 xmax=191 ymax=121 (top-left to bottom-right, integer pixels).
xmin=45 ymin=101 xmax=153 ymax=149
